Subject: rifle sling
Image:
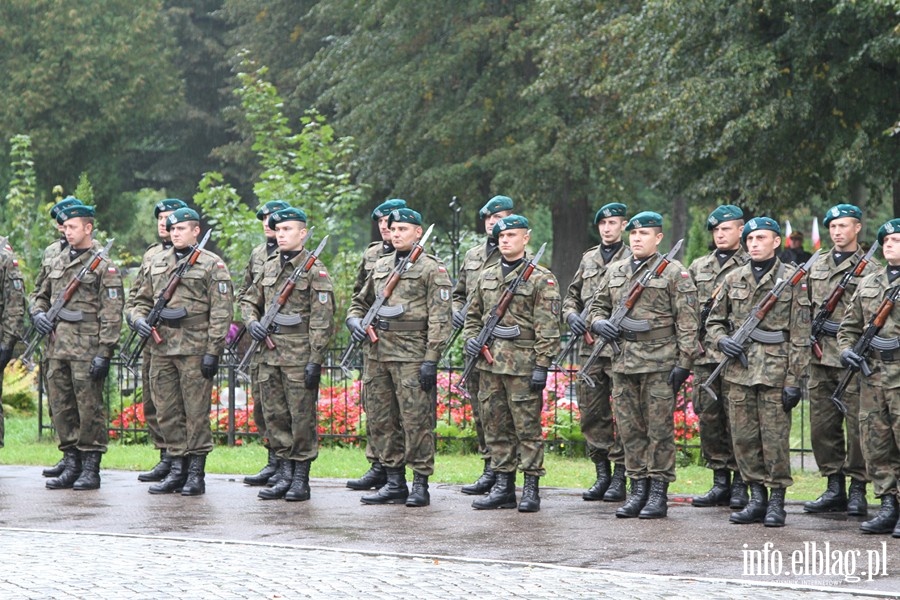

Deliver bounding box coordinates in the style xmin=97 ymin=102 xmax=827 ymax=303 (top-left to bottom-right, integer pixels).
xmin=621 ymin=324 xmax=674 ymax=342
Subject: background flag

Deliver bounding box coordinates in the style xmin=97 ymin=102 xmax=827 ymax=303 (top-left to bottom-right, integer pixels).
xmin=783 ymin=220 xmax=793 ymax=248
xmin=811 ymin=217 xmax=821 ymax=250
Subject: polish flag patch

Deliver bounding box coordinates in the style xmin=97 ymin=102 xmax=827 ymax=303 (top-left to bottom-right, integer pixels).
xmin=438 ymin=266 xmax=447 ymax=273
xmin=681 ymin=271 xmax=690 ymax=278
xmin=108 ymin=266 xmax=118 ymax=274
xmin=319 ymin=270 xmax=328 ymax=277
xmin=216 ymin=261 xmax=226 ymax=269
xmin=12 ymin=259 xmax=19 ymax=267
xmin=546 ymin=279 xmax=555 ymax=286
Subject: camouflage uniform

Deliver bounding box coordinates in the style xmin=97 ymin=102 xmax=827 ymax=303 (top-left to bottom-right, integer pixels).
xmin=0 ymin=242 xmax=26 ymax=447
xmin=33 ymin=238 xmax=67 ymax=297
xmin=241 ymin=252 xmax=335 ymax=462
xmin=129 ymin=248 xmax=233 ymax=458
xmin=348 ymin=252 xmax=452 ymax=476
xmin=30 ymin=241 xmax=124 ymax=454
xmin=463 ymin=256 xmax=561 ymax=477
xmin=705 ymin=259 xmax=811 ymax=489
xmin=589 ymin=256 xmax=698 ymax=482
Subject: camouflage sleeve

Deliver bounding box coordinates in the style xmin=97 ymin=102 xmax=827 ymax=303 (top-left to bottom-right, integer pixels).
xmin=562 ymin=262 xmax=586 ymax=321
xmin=451 ymin=263 xmax=468 ymax=313
xmin=29 ymin=254 xmax=55 ymax=315
xmin=425 ymin=261 xmax=453 ymax=362
xmin=238 ymin=267 xmax=265 ymax=326
xmin=837 ymin=282 xmax=866 ymax=352
xmin=704 ymin=278 xmax=731 ymax=348
xmin=235 ymin=253 xmax=257 ymax=303
xmin=1 ymin=252 xmax=26 ymax=346
xmin=533 ymin=271 xmax=562 ymax=368
xmin=462 ymin=274 xmax=484 ymax=344
xmin=30 ymin=245 xmax=55 ymax=308
xmin=671 ymin=265 xmax=699 ymax=370
xmin=308 ymin=260 xmax=336 ymax=364
xmin=787 ymin=281 xmax=812 ymax=387
xmin=206 ymin=259 xmax=234 ymax=356
xmin=125 ymin=248 xmax=154 ymax=312
xmin=587 ymin=271 xmax=612 ymax=324
xmin=352 ymin=251 xmax=370 ymax=297
xmin=348 ymin=270 xmax=374 ymax=320
xmin=128 ymin=258 xmax=157 ymax=324
xmin=97 ymin=262 xmax=125 ymax=357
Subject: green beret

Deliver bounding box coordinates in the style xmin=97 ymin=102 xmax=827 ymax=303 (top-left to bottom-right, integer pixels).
xmin=742 ymin=216 xmax=781 ymax=243
xmin=479 ymin=195 xmax=515 ymax=220
xmin=372 ymin=198 xmax=407 ymax=221
xmin=593 ymin=202 xmax=627 ymax=224
xmin=268 ymin=207 xmax=308 ymax=229
xmin=154 ymin=198 xmax=188 ymax=218
xmin=823 ymin=203 xmax=862 ymax=227
xmin=56 ymin=204 xmax=95 ymax=223
xmin=256 ymin=200 xmax=292 ymax=221
xmin=50 ymin=196 xmax=84 ymax=220
xmin=491 ymin=214 xmax=530 ymax=238
xmin=706 ymin=205 xmax=744 ymax=230
xmin=387 ymin=207 xmax=422 ymax=226
xmin=625 ymin=211 xmax=663 ymax=231
xmin=165 ymin=207 xmax=201 ymax=231
xmin=877 ymin=218 xmax=900 ymax=245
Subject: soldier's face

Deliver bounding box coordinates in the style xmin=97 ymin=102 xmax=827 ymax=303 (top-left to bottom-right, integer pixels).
xmin=712 ymin=220 xmax=743 ymax=251
xmin=62 ymin=218 xmax=93 ymax=249
xmin=883 ymin=233 xmax=900 ymax=265
xmin=829 ymin=217 xmax=861 ymax=251
xmin=390 ymin=222 xmax=422 ymax=251
xmin=275 ymin=221 xmax=307 ymax=252
xmin=485 ymin=210 xmax=513 ymax=236
xmin=262 ymin=219 xmax=276 ymax=239
xmin=377 ymin=216 xmax=391 ymax=241
xmin=628 ymin=227 xmax=663 ymax=259
xmin=596 ymin=216 xmax=626 ymax=245
xmin=157 ymin=211 xmax=174 ymax=240
xmin=745 ymin=231 xmax=780 ymax=261
xmin=170 ymin=222 xmax=200 ymax=249
xmin=497 ymin=229 xmax=529 ymax=260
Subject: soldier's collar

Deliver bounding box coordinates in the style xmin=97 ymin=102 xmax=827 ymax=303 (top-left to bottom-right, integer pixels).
xmin=501 ymin=256 xmax=525 ymax=278
xmin=266 ymin=238 xmax=278 ymax=255
xmin=161 ymin=240 xmax=173 ymax=251
xmin=68 ymin=246 xmax=89 ymax=261
xmin=280 ymin=249 xmax=302 ymax=267
xmin=715 ymin=248 xmax=737 ymax=266
xmin=381 ymin=240 xmax=394 ymax=254
xmin=173 ymin=247 xmax=191 ymax=261
xmin=629 ymin=255 xmax=652 ymax=273
xmin=59 ymin=237 xmax=69 ymax=250
xmin=750 ymin=256 xmax=777 ymax=283
xmin=600 ymin=241 xmax=623 ymax=265
xmin=887 ymin=264 xmax=900 ymax=284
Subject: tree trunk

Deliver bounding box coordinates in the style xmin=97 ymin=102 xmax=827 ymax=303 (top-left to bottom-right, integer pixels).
xmin=669 ymin=195 xmax=687 ymax=261
xmin=550 ymin=184 xmax=590 ymax=289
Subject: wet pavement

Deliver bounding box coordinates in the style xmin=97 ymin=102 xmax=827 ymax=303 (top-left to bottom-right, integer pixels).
xmin=1 ymin=465 xmax=898 ymax=598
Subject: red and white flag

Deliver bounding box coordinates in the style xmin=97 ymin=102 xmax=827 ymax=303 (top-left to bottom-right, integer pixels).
xmin=783 ymin=220 xmax=792 ymax=247
xmin=811 ymin=217 xmax=821 ymax=250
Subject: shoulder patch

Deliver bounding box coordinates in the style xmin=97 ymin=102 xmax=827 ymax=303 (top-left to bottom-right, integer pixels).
xmin=108 ymin=288 xmax=118 ymax=299
xmin=108 ymin=266 xmax=118 ymax=274
xmin=216 ymin=261 xmax=226 ymax=269
xmin=319 ymin=270 xmax=328 ymax=277
xmin=681 ymin=271 xmax=689 ymax=278
xmin=318 ymin=291 xmax=330 ymax=304
xmin=546 ymin=279 xmax=555 ymax=286
xmin=440 ymin=288 xmax=450 ymax=301
xmin=219 ymin=281 xmax=230 ymax=295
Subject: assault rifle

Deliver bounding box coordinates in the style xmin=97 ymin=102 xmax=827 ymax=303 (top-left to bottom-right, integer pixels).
xmin=577 ymin=239 xmax=684 ymax=388
xmin=829 ymin=285 xmax=900 ymax=415
xmin=439 ymin=297 xmax=472 ymax=367
xmin=810 ymin=242 xmax=879 ymax=359
xmin=339 ymin=224 xmax=435 ymax=377
xmin=552 ymin=303 xmax=595 ymax=371
xmin=19 ymin=238 xmax=115 ymax=369
xmin=235 ymin=232 xmax=328 ymax=379
xmin=119 ymin=229 xmax=212 ymax=374
xmin=701 ymin=250 xmax=821 ymax=402
xmin=456 ymin=243 xmax=547 ymax=398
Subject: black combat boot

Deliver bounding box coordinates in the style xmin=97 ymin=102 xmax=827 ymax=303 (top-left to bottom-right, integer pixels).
xmin=46 ymin=450 xmax=82 ymax=490
xmin=692 ymin=469 xmax=731 ymax=507
xmin=730 ymin=483 xmax=768 ymax=524
xmin=361 ymin=467 xmax=408 ymax=505
xmin=518 ymin=475 xmax=541 ymax=513
xmin=72 ymin=451 xmax=102 ymax=491
xmin=847 ymin=479 xmax=868 ymax=517
xmin=603 ymin=463 xmax=627 ymax=502
xmin=639 ymin=479 xmax=669 ymax=519
xmin=285 ymin=460 xmax=311 ymax=502
xmin=860 ymin=495 xmax=899 ymax=534
xmin=42 ymin=456 xmax=66 ymax=478
xmin=259 ymin=459 xmax=293 ymax=500
xmin=346 ymin=461 xmax=388 ymax=491
xmin=764 ymin=488 xmax=787 ymax=527
xmin=730 ymin=470 xmax=749 ymax=509
xmin=138 ymin=449 xmax=172 ymax=482
xmin=473 ymin=471 xmax=517 ymax=510
xmin=461 ymin=459 xmax=496 ymax=495
xmin=616 ymin=478 xmax=649 ymax=518
xmin=149 ymin=456 xmax=187 ymax=494
xmin=243 ymin=448 xmax=278 ymax=486
xmin=583 ymin=459 xmax=612 ymax=501
xmin=803 ymin=474 xmax=847 ymax=513
xmin=406 ymin=472 xmax=430 ymax=507
xmin=181 ymin=454 xmax=207 ymax=496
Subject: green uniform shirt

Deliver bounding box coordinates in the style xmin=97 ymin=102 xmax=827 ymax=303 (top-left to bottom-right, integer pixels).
xmin=689 ymin=248 xmax=750 ymax=365
xmin=0 ymin=243 xmax=26 ymax=347
xmin=838 ymin=270 xmax=900 ymax=390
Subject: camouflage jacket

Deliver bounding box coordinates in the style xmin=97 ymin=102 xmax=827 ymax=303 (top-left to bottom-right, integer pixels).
xmin=809 ymin=246 xmax=880 ymax=369
xmin=688 ymin=248 xmax=750 ymax=366
xmin=0 ymin=242 xmax=26 ymax=348
xmin=349 ymin=253 xmax=452 ymax=363
xmin=452 ymin=239 xmax=501 ymax=313
xmin=240 ymin=252 xmax=335 ymax=365
xmin=129 ymin=247 xmax=233 ymax=357
xmin=563 ymin=243 xmax=630 ymax=358
xmin=30 ymin=240 xmax=124 ymax=360
xmin=33 ymin=238 xmax=67 ymax=296
xmin=589 ymin=254 xmax=698 ymax=374
xmin=838 ymin=269 xmax=900 ymax=390
xmin=125 ymin=241 xmax=169 ymax=313
xmin=236 ymin=240 xmax=276 ymax=302
xmin=353 ymin=241 xmax=392 ymax=297
xmin=463 ymin=255 xmax=561 ymax=375
xmin=706 ymin=259 xmax=811 ymax=388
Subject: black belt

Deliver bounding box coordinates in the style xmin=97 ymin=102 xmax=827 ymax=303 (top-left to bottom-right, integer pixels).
xmin=621 ymin=325 xmax=675 ymax=342
xmin=374 ymin=320 xmax=427 ymax=332
xmin=159 ymin=314 xmax=207 ymax=328
xmin=271 ymin=322 xmax=309 ymax=335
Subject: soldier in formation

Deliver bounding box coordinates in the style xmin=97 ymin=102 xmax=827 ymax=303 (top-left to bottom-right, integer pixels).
xmin=0 ymin=238 xmax=25 ymax=450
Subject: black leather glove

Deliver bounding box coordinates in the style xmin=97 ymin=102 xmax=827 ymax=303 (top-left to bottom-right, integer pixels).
xmin=346 ymin=317 xmax=366 ymax=344
xmin=452 ymin=310 xmax=466 ymax=329
xmin=419 ymin=360 xmax=437 ymax=392
xmin=464 ymin=338 xmax=481 ymax=358
xmin=717 ymin=336 xmax=744 ymax=359
xmin=0 ymin=345 xmax=13 ymax=371
xmin=200 ymin=353 xmax=219 ymax=379
xmin=134 ymin=317 xmax=153 ymax=339
xmin=33 ymin=311 xmax=54 ymax=336
xmin=590 ymin=319 xmax=620 ymax=343
xmin=89 ymin=356 xmax=111 ymax=381
xmin=782 ymin=386 xmax=802 ymax=413
xmin=247 ymin=320 xmax=268 ymax=342
xmin=840 ymin=348 xmax=863 ymax=370
xmin=304 ymin=362 xmax=322 ymax=390
xmin=567 ymin=313 xmax=588 ymax=337
xmin=530 ymin=366 xmax=548 ymax=392
xmin=668 ymin=366 xmax=691 ymax=394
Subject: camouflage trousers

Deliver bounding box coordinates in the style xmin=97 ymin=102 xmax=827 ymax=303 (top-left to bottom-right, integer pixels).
xmin=462 ymin=368 xmax=489 ymax=459
xmin=611 ymin=370 xmax=675 ymax=481
xmin=858 ymin=370 xmax=900 ymax=498
xmin=575 ymin=356 xmax=623 ymax=465
xmin=692 ymin=363 xmax=737 ymax=472
xmin=150 ymin=355 xmax=213 ymax=457
xmin=256 ymin=363 xmax=318 ymax=462
xmin=478 ymin=371 xmax=545 ymax=477
xmin=46 ymin=359 xmax=108 ymax=453
xmin=250 ymin=363 xmax=269 ymax=448
xmin=361 ymin=356 xmax=386 ymax=465
xmin=808 ymin=363 xmax=866 ymax=482
xmin=141 ymin=351 xmax=164 ymax=448
xmin=726 ymin=382 xmax=793 ymax=489
xmin=0 ymin=378 xmax=5 ymax=448
xmin=364 ymin=360 xmax=435 ymax=476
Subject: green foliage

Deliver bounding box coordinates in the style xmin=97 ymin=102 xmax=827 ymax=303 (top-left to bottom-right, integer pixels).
xmin=73 ymin=173 xmax=95 ymax=206
xmin=193 ymin=171 xmax=257 ymax=272
xmin=107 ymin=188 xmax=169 ymax=268
xmin=1 ymin=362 xmax=38 ymax=417
xmin=685 ymin=205 xmax=713 ymax=266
